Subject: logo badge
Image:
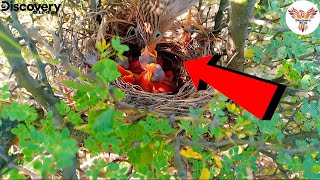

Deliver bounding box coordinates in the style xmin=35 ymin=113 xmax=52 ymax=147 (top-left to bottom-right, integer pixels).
xmin=286 ymin=0 xmax=320 ymax=35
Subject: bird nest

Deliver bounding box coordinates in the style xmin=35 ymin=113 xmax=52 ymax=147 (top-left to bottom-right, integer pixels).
xmin=61 ymin=0 xmax=225 ymax=116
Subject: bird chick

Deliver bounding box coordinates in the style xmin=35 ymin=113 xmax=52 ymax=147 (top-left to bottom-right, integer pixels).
xmin=137 ymin=63 xmax=177 ymax=93
xmin=117 ymin=64 xmax=136 ymax=84
xmin=138 ymin=47 xmax=157 ymax=70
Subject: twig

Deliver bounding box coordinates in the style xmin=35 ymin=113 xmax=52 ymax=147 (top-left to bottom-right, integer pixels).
xmin=249 ymin=18 xmax=274 ymax=29
xmin=259 ymin=149 xmax=290 ymax=179
xmin=180 ymin=137 xmax=318 ymax=154
xmin=174 ymin=138 xmax=188 ymax=180
xmin=213 ymin=0 xmax=229 ymax=31
xmin=0 ymin=151 xmax=42 ymax=179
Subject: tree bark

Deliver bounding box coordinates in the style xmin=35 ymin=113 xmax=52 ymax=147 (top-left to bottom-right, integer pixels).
xmin=0 ymin=20 xmax=62 ymax=128
xmin=228 ymin=0 xmax=256 ymax=72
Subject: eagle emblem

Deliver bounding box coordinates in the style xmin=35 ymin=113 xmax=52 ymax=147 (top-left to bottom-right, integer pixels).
xmin=288 ymin=7 xmax=318 ymax=32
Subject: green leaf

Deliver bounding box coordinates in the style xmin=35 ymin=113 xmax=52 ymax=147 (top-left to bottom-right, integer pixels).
xmin=2 ymin=84 xmax=9 ymax=92
xmin=92 ymin=59 xmax=121 ymax=82
xmin=86 ymin=166 xmax=101 ymax=180
xmin=85 ymin=137 xmax=100 ymax=154
xmin=311 ymin=164 xmax=320 ymax=174
xmin=93 ymin=109 xmax=115 ymax=136
xmin=8 ymin=169 xmax=25 ymax=180
xmin=33 ymin=160 xmax=42 ymax=170
xmin=276 ymin=46 xmax=287 ymax=59
xmin=283 ymin=33 xmax=300 ymax=47
xmin=113 ymin=88 xmax=126 ymax=100
xmin=1 ymin=84 xmax=11 ymax=99
xmin=253 ymin=45 xmax=265 ymax=63
xmin=62 ymin=80 xmax=92 ymax=92
xmin=303 ymin=157 xmax=320 ymax=179
xmin=258 ymin=121 xmax=276 ymax=135
xmin=158 ymin=120 xmax=172 ymax=134
xmin=210 ymin=126 xmax=222 ymax=138
xmin=301 ymin=75 xmax=312 ymax=89
xmin=55 ymin=101 xmax=71 ymax=116
xmin=107 ymin=162 xmax=119 ymax=171
xmin=127 ymin=145 xmax=154 ymax=166
xmin=293 ymin=61 xmax=303 ymax=74
xmin=66 ymin=111 xmax=82 ymax=126
xmin=96 ymin=41 xmax=104 ymax=53
xmin=111 ymin=36 xmax=129 ymax=52
xmin=61 ymin=128 xmax=70 ymax=138
xmin=189 ymin=107 xmax=202 ymax=118
xmin=276 ymin=131 xmax=284 ymax=143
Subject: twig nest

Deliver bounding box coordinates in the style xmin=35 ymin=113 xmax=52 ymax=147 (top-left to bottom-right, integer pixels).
xmin=64 ymin=1 xmax=224 ymax=116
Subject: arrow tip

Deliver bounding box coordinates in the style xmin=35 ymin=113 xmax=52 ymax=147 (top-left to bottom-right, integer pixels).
xmin=198 ymin=80 xmax=207 ymax=90
xmin=184 ymin=55 xmax=212 ymax=89
xmin=208 ymin=54 xmax=223 ymax=66
xmin=184 ymin=55 xmax=222 ymax=90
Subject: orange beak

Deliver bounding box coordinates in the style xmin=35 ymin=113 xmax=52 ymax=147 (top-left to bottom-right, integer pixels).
xmin=141 ymin=42 xmax=158 ymax=59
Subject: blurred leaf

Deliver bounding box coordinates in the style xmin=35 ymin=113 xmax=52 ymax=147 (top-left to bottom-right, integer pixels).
xmin=66 ymin=111 xmax=82 ymax=126
xmin=92 ymin=59 xmax=120 ymax=82
xmin=244 ymin=48 xmax=254 ymax=59
xmin=62 ymin=80 xmax=92 ymax=92
xmin=55 ymin=101 xmax=71 ymax=116
xmin=111 ymin=36 xmax=129 ymax=52
xmin=113 ymin=87 xmax=126 ymax=100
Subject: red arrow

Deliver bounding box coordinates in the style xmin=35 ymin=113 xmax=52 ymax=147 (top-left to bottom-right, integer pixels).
xmin=184 ymin=55 xmax=286 ymax=120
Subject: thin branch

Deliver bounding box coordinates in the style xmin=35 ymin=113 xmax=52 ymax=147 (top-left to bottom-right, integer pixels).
xmin=0 ymin=20 xmax=62 ymax=127
xmin=10 ymin=0 xmax=54 ymax=96
xmin=259 ymin=149 xmax=290 ymax=179
xmin=180 ymin=137 xmax=318 ymax=154
xmin=174 ymin=138 xmax=188 ymax=180
xmin=0 ymin=150 xmax=42 ymax=179
xmin=213 ymin=0 xmax=229 ymax=31
xmin=249 ymin=18 xmax=274 ymax=29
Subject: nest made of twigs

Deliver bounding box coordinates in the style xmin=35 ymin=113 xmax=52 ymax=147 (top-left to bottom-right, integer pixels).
xmin=61 ymin=0 xmax=226 ymax=116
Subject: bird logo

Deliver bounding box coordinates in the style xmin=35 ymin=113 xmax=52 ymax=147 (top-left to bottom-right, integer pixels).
xmin=288 ymin=7 xmax=318 ymax=32
xmin=285 ymin=1 xmax=320 ymax=35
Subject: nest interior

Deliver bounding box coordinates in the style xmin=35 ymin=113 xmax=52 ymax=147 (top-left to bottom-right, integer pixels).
xmin=63 ymin=0 xmax=225 ymax=116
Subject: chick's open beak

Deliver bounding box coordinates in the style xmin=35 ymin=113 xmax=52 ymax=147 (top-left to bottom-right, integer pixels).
xmin=141 ymin=45 xmax=157 ymax=59
xmin=139 ymin=44 xmax=158 ymax=70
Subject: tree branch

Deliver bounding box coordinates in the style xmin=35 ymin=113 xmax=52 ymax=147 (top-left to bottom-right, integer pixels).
xmin=9 ymin=0 xmax=54 ymax=96
xmin=174 ymin=138 xmax=188 ymax=180
xmin=228 ymin=0 xmax=256 ymax=71
xmin=180 ymin=136 xmax=318 ymax=154
xmin=0 ymin=20 xmax=62 ymax=128
xmin=258 ymin=149 xmax=290 ymax=179
xmin=0 ymin=150 xmax=42 ymax=179
xmin=213 ymin=0 xmax=229 ymax=31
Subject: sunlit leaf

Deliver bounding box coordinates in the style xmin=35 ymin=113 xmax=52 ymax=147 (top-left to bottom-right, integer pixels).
xmin=213 ymin=155 xmax=223 ymax=168
xmin=180 ymin=148 xmax=202 ymax=159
